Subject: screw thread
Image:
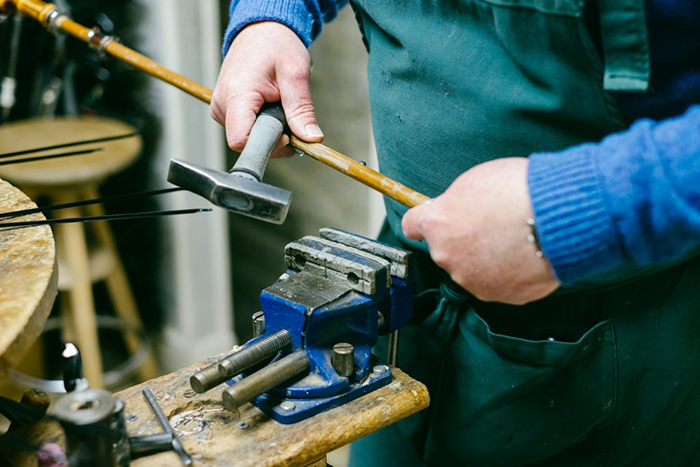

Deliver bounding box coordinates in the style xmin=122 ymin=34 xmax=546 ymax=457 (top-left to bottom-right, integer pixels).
xmin=218 ymin=329 xmax=291 ymax=377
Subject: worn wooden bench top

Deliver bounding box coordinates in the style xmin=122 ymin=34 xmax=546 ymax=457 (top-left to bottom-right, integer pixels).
xmin=0 ymin=179 xmax=57 ymax=375
xmin=12 ymin=353 xmax=429 ymax=467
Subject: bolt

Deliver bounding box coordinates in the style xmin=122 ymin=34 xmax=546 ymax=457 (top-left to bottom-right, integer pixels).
xmin=332 ymin=343 xmax=354 ymax=377
xmin=280 ymin=401 xmax=296 ymax=412
xmin=252 ymin=311 xmax=265 ymax=337
xmin=372 ymin=365 xmax=388 ymax=376
xmin=218 ymin=329 xmax=292 ymax=379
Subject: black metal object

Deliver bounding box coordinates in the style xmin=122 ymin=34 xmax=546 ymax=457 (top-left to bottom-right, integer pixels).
xmin=0 ymin=146 xmax=103 ymax=165
xmin=142 ymin=388 xmax=192 ymax=466
xmin=0 ymin=131 xmax=138 ymax=159
xmin=62 ymin=343 xmax=88 ymax=392
xmin=53 ymin=389 xmax=130 ymax=467
xmin=129 ymin=432 xmax=174 ymax=458
xmin=0 ymin=207 xmax=211 ymax=229
xmin=0 ymin=186 xmax=182 ymax=220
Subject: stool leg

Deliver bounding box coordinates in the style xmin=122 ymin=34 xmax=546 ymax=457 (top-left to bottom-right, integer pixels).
xmin=82 ymin=186 xmax=158 ymax=381
xmin=53 ymin=192 xmax=104 ymax=388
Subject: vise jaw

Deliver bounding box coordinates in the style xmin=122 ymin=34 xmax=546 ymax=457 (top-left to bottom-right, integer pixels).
xmin=203 ymin=227 xmax=414 ymax=424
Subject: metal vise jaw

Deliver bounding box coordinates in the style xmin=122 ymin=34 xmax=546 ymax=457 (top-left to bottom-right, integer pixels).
xmin=192 ymin=228 xmax=414 ymax=424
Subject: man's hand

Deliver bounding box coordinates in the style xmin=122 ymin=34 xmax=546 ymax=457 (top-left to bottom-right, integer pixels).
xmin=210 ymin=21 xmax=323 ymax=158
xmin=402 ymin=157 xmax=560 ymax=305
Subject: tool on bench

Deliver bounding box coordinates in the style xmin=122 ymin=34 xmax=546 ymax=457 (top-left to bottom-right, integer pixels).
xmin=191 ymin=227 xmax=414 ymax=424
xmin=142 ymin=388 xmax=193 ymax=466
xmin=52 ymin=343 xmax=190 ymax=465
xmin=53 ymin=389 xmax=130 ymax=467
xmin=1 ymin=0 xmax=432 ymax=217
xmin=168 ymin=104 xmax=292 ymax=224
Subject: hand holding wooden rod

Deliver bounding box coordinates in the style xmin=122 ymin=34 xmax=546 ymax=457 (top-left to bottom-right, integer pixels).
xmin=0 ymin=0 xmax=431 ymax=208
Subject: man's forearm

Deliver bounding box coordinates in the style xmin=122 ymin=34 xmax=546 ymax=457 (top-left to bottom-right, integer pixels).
xmin=223 ymin=0 xmax=348 ymax=54
xmin=529 ymin=105 xmax=700 ymax=285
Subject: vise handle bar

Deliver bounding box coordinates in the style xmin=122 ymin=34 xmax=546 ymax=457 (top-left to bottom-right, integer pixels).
xmin=1 ymin=0 xmax=431 ymax=208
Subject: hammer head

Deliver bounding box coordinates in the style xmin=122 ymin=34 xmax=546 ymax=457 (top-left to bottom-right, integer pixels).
xmin=168 ymin=159 xmax=292 ymax=224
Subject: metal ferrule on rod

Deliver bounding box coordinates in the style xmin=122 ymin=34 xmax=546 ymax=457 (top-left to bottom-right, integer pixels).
xmin=43 ymin=7 xmax=64 ymax=36
xmin=86 ymin=27 xmax=114 ymax=55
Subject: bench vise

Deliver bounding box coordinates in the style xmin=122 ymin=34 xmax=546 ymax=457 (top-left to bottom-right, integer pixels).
xmin=190 ymin=228 xmax=414 ymax=424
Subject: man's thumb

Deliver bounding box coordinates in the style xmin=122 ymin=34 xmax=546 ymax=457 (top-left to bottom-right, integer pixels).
xmin=279 ymin=76 xmax=323 ymax=142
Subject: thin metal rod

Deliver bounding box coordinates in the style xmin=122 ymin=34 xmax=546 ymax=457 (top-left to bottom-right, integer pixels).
xmin=0 ymin=187 xmax=183 ymax=220
xmin=0 ymin=208 xmax=211 ymax=229
xmin=0 ymin=147 xmax=103 ymax=166
xmin=0 ymin=131 xmax=138 ymax=159
xmin=387 ymin=330 xmax=399 ymax=367
xmin=142 ymin=388 xmax=193 ymax=466
xmin=142 ymin=388 xmax=172 ymax=433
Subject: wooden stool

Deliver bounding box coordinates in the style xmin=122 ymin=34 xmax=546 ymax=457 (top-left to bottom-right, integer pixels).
xmin=0 ymin=116 xmax=158 ymax=388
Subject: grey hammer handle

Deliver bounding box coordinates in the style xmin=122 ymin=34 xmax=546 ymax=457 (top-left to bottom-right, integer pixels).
xmin=230 ymin=103 xmax=287 ymax=181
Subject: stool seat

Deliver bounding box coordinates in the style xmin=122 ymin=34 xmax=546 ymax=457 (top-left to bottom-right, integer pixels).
xmin=0 ymin=117 xmax=141 ymax=187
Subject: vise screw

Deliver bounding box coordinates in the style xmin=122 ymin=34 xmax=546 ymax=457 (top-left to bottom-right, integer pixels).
xmin=190 ymin=227 xmax=414 ymax=424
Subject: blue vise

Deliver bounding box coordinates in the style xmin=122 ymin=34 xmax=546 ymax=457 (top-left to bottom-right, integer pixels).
xmin=189 ymin=228 xmax=414 ymax=424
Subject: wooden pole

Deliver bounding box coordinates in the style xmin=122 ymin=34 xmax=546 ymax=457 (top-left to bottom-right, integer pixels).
xmin=1 ymin=0 xmax=431 ymax=208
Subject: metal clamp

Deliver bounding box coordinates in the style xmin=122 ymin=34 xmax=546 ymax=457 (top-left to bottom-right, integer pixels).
xmin=44 ymin=8 xmax=65 ymax=36
xmin=86 ymin=27 xmax=115 ymax=57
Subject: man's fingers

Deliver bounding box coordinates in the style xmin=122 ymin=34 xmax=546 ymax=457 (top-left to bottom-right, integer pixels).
xmin=224 ymin=92 xmax=266 ymax=152
xmin=271 ymin=134 xmax=296 ymax=158
xmin=402 ymin=205 xmax=428 ymax=240
xmin=279 ymin=69 xmax=323 ymax=143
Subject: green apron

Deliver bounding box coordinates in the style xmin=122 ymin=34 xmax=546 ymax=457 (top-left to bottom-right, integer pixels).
xmin=347 ymin=0 xmax=700 ymax=465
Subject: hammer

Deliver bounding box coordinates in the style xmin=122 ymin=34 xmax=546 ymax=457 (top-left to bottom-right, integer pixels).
xmin=4 ymin=0 xmax=431 ymax=216
xmin=168 ymin=104 xmax=292 ymax=224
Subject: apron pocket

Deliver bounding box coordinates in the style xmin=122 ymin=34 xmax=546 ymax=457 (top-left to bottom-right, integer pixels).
xmin=475 ymin=0 xmax=582 ymax=17
xmin=425 ymin=309 xmax=617 ymax=466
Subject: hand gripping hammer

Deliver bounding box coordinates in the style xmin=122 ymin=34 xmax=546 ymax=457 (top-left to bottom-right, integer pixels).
xmin=3 ymin=0 xmax=432 ymax=219
xmin=168 ymin=104 xmax=292 ymax=224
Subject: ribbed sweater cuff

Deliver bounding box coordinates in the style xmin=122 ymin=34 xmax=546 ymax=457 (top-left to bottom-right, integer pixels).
xmin=528 ymin=146 xmax=625 ymax=285
xmin=223 ymin=0 xmax=316 ymax=56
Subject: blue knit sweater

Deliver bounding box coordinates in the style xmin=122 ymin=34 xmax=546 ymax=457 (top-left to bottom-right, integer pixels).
xmin=224 ymin=0 xmax=700 ymax=286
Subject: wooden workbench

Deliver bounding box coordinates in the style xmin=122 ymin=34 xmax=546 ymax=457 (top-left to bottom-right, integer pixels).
xmin=0 ymin=179 xmax=57 ymax=375
xmin=12 ymin=354 xmax=429 ymax=467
